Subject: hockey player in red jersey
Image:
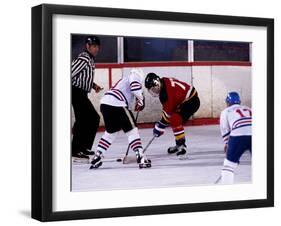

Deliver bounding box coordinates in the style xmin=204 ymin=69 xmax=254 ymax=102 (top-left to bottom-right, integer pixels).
xmin=145 ymin=72 xmax=200 ymax=157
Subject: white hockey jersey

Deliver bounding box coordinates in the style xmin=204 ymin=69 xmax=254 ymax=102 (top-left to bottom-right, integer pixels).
xmin=100 ymin=68 xmax=144 ymax=108
xmin=220 ymin=104 xmax=252 ymax=144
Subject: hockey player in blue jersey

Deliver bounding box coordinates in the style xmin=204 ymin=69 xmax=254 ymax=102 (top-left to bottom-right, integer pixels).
xmin=219 ymin=92 xmax=252 ymax=184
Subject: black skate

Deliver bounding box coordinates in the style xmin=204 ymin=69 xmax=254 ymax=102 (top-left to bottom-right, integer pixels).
xmin=72 ymin=149 xmax=95 ymax=159
xmin=72 ymin=151 xmax=90 ymax=163
xmin=83 ymin=150 xmax=95 ymax=156
xmin=89 ymin=152 xmax=103 ymax=169
xmin=72 ymin=151 xmax=89 ymax=159
xmin=135 ymin=149 xmax=152 ymax=169
xmin=167 ymin=144 xmax=188 ymax=160
xmin=167 ymin=146 xmax=178 ymax=154
xmin=73 ymin=150 xmax=95 ymax=163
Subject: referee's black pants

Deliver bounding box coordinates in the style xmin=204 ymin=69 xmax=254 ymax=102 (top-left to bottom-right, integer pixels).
xmin=72 ymin=86 xmax=100 ymax=154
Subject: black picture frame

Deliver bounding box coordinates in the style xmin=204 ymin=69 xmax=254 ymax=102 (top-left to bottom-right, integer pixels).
xmin=31 ymin=3 xmax=274 ymax=222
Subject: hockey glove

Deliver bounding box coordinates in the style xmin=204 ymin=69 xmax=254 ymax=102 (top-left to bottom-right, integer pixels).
xmin=93 ymin=83 xmax=104 ymax=93
xmin=153 ymin=121 xmax=166 ymax=137
xmin=134 ymin=98 xmax=145 ymax=112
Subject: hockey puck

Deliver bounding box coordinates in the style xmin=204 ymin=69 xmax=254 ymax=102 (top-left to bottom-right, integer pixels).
xmin=116 ymin=158 xmax=122 ymax=162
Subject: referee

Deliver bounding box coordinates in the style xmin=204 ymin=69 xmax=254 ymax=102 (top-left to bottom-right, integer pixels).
xmin=72 ymin=36 xmax=103 ymax=159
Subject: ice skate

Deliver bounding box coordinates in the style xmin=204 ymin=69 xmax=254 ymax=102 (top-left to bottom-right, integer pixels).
xmin=135 ymin=149 xmax=152 ymax=169
xmin=89 ymin=151 xmax=103 ymax=169
xmin=167 ymin=144 xmax=188 ymax=160
xmin=72 ymin=152 xmax=89 ymax=163
xmin=72 ymin=151 xmax=89 ymax=159
xmin=72 ymin=149 xmax=95 ymax=163
xmin=177 ymin=144 xmax=188 ymax=160
xmin=83 ymin=149 xmax=95 ymax=156
xmin=167 ymin=145 xmax=178 ymax=154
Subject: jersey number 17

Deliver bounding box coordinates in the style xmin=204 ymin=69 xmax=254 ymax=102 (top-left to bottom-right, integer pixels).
xmin=236 ymin=108 xmax=252 ymax=117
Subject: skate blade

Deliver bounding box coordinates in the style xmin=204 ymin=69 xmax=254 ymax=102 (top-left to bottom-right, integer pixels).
xmin=178 ymin=154 xmax=189 ymax=160
xmin=72 ymin=157 xmax=90 ymax=164
xmin=139 ymin=164 xmax=152 ymax=169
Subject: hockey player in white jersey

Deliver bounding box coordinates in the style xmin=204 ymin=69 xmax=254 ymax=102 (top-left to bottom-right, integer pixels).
xmin=90 ymin=68 xmax=151 ymax=169
xmin=219 ymin=92 xmax=252 ymax=184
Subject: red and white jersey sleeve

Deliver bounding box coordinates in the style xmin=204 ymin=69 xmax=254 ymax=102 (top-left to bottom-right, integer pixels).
xmin=160 ymin=77 xmax=191 ymax=124
xmin=220 ymin=104 xmax=252 ymax=144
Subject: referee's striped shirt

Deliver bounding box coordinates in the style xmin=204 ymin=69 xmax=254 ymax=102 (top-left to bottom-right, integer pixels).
xmin=71 ymin=51 xmax=95 ymax=92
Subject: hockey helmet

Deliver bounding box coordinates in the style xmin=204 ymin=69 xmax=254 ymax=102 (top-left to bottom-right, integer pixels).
xmin=85 ymin=36 xmax=101 ymax=46
xmin=145 ymin=72 xmax=161 ymax=97
xmin=225 ymin=91 xmax=241 ymax=105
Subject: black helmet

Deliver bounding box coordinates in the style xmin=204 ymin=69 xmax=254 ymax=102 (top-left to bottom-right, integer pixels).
xmin=145 ymin=73 xmax=160 ymax=89
xmin=85 ymin=36 xmax=101 ymax=46
xmin=145 ymin=73 xmax=161 ymax=97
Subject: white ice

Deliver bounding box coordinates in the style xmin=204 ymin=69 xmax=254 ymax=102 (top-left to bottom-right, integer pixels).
xmin=72 ymin=125 xmax=251 ymax=192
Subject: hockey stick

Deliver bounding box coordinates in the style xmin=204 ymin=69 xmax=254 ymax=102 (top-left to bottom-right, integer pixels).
xmin=143 ymin=135 xmax=156 ymax=153
xmin=214 ymin=175 xmax=221 ymax=184
xmin=101 ymin=158 xmax=122 ymax=163
xmin=73 ymin=156 xmax=122 ymax=164
xmin=122 ymin=135 xmax=156 ymax=164
xmin=122 ymin=111 xmax=140 ymax=164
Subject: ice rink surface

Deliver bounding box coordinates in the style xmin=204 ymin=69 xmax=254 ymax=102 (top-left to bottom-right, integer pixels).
xmin=72 ymin=125 xmax=251 ymax=192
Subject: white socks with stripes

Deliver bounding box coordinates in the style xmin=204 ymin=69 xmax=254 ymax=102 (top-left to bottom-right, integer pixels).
xmin=97 ymin=131 xmax=118 ymax=154
xmin=126 ymin=128 xmax=143 ymax=152
xmin=221 ymin=158 xmax=238 ymax=184
xmin=97 ymin=128 xmax=143 ymax=155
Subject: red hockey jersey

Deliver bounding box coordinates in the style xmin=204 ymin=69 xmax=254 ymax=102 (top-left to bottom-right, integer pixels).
xmin=159 ymin=77 xmax=195 ymax=125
